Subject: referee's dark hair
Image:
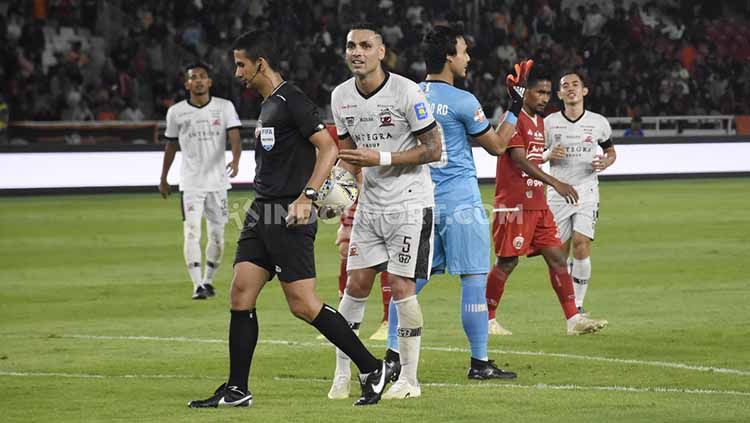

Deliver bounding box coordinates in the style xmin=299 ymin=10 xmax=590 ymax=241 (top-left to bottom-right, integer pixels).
xmin=423 ymin=25 xmax=462 ymax=74
xmin=233 ymin=30 xmax=279 ymax=70
xmin=184 ymin=62 xmax=212 ymax=76
xmin=348 ymin=22 xmax=383 ymax=41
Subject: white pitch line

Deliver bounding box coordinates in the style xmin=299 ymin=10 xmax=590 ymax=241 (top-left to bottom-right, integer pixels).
xmin=12 ymin=334 xmax=750 ymax=377
xmin=0 ymin=370 xmax=211 ymax=380
xmin=272 ymin=376 xmax=750 ymax=398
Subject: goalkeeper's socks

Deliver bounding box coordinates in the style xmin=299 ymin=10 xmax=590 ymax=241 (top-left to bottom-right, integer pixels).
xmin=571 ymin=257 xmax=591 ymax=308
xmin=227 ymin=309 xmax=258 ymax=393
xmin=548 ymin=266 xmax=578 ymax=319
xmin=461 ymin=274 xmax=489 ymax=361
xmin=386 ymin=278 xmax=428 ymax=352
xmin=187 ymin=262 xmax=202 ymax=289
xmin=311 ymin=303 xmax=379 ymax=374
xmin=486 ymin=267 xmax=509 ymax=320
xmin=394 ymin=295 xmax=423 ymax=386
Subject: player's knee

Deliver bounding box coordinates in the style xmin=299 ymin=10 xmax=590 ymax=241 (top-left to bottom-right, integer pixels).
xmin=345 ymin=272 xmax=372 ymax=298
xmin=572 ymin=236 xmax=591 ymax=259
xmin=338 ymin=241 xmax=349 ymax=260
xmin=496 ymin=257 xmax=518 ymax=274
xmin=207 ymin=222 xmax=225 ymax=246
xmin=287 ymin=301 xmax=317 ymax=322
xmin=183 ymin=219 xmax=201 ymax=241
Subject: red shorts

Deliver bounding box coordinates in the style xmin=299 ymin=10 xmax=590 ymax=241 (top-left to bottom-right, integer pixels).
xmin=492 ymin=208 xmax=561 ymax=257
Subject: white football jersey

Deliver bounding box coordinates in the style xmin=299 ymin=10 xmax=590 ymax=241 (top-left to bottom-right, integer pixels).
xmin=331 ymin=72 xmax=436 ymax=212
xmin=544 ymin=110 xmax=612 ymax=199
xmin=165 ymin=97 xmax=242 ymax=192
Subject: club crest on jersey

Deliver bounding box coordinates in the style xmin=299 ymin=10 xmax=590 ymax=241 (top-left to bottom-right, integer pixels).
xmin=414 ymin=102 xmax=428 ymax=120
xmin=212 ymin=119 xmax=220 ymax=126
xmin=513 ymin=236 xmax=525 ymax=250
xmin=349 ymin=244 xmax=359 ymax=257
xmin=260 ymin=127 xmax=275 ymax=151
xmin=583 ymin=135 xmax=594 ymax=144
xmin=473 ymin=107 xmax=486 ymax=122
xmin=379 ymin=109 xmax=394 ymax=127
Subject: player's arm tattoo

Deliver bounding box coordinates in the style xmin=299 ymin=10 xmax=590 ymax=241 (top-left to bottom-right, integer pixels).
xmin=414 ymin=125 xmax=443 ymax=164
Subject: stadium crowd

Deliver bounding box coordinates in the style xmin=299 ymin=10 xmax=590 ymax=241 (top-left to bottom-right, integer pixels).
xmin=1 ymin=0 xmax=749 ymax=125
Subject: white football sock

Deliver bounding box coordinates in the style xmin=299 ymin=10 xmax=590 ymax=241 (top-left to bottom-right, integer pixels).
xmin=571 ymin=257 xmax=592 ymax=308
xmin=183 ymin=219 xmax=202 ymax=289
xmin=394 ymin=295 xmax=423 ymax=386
xmin=333 ymin=293 xmax=368 ymax=378
xmin=203 ymin=221 xmax=225 ymax=285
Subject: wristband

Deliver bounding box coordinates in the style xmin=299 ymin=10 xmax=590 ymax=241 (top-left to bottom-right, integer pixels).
xmin=503 ymin=112 xmax=518 ymax=125
xmin=542 ymin=149 xmax=552 ymax=161
xmin=379 ymin=151 xmax=392 ymax=166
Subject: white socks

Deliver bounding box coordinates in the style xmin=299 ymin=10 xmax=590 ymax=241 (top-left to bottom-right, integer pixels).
xmin=333 ymin=293 xmax=368 ymax=379
xmin=184 ymin=219 xmax=202 ymax=289
xmin=570 ymin=257 xmax=592 ymax=308
xmin=203 ymin=221 xmax=224 ymax=285
xmin=394 ymin=295 xmax=423 ymax=386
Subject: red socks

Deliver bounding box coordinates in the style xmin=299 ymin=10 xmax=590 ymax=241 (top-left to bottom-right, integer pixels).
xmin=486 ymin=267 xmax=509 ymax=320
xmin=549 ymin=266 xmax=578 ymax=319
xmin=380 ymin=272 xmax=391 ymax=321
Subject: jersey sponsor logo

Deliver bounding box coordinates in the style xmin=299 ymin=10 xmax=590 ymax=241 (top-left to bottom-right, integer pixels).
xmin=513 ymin=235 xmax=525 ymax=250
xmin=212 ymin=119 xmax=221 ymax=126
xmin=379 ymin=109 xmax=394 ymax=127
xmin=527 ymin=129 xmax=544 ymax=139
xmin=275 ymin=265 xmax=282 ymax=273
xmin=473 ymin=107 xmax=486 ymax=122
xmin=345 ymin=116 xmax=355 ymax=126
xmin=414 ymin=102 xmax=428 ymax=120
xmin=260 ymin=127 xmax=275 ymax=151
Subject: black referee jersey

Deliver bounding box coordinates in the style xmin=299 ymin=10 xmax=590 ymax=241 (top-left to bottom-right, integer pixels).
xmin=253 ymin=81 xmax=326 ymax=200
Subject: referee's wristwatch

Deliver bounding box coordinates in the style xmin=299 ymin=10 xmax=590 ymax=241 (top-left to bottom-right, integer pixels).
xmin=303 ymin=186 xmax=318 ymax=201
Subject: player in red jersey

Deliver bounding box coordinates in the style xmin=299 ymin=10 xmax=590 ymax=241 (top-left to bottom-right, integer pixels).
xmin=335 ymin=201 xmax=392 ymax=340
xmin=485 ymin=64 xmax=608 ymax=336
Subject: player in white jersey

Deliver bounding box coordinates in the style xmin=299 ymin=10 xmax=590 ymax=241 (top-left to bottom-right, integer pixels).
xmin=160 ymin=62 xmax=242 ymax=300
xmin=328 ymin=23 xmax=442 ymax=401
xmin=543 ymin=70 xmax=617 ymax=314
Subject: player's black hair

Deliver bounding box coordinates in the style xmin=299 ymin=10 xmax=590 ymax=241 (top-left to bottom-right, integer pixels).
xmin=557 ymin=69 xmax=588 ymax=87
xmin=526 ymin=63 xmax=553 ymax=89
xmin=184 ymin=62 xmax=212 ymax=76
xmin=232 ymin=30 xmax=279 ymax=69
xmin=348 ymin=22 xmax=383 ymax=40
xmin=422 ymin=25 xmax=463 ymax=74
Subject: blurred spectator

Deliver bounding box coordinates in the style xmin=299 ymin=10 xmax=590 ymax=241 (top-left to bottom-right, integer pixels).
xmin=624 ymin=116 xmax=645 ymax=137
xmin=119 ymin=99 xmax=145 ymax=121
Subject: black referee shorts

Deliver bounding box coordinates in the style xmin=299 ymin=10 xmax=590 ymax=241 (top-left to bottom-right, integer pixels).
xmin=234 ymin=198 xmax=317 ymax=283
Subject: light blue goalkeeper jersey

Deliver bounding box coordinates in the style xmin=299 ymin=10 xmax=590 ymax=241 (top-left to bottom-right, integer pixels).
xmin=419 ymin=80 xmax=491 ymax=210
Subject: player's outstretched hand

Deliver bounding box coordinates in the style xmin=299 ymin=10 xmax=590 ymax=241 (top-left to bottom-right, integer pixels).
xmin=159 ymin=180 xmax=171 ymax=199
xmin=549 ymin=144 xmax=566 ymax=160
xmin=226 ymin=160 xmax=239 ymax=177
xmin=592 ymin=154 xmax=610 ymax=172
xmin=338 ymin=148 xmax=380 ymax=167
xmin=553 ymin=181 xmax=579 ymax=204
xmin=286 ymin=194 xmax=313 ymax=227
xmin=506 ymin=59 xmax=534 ymax=116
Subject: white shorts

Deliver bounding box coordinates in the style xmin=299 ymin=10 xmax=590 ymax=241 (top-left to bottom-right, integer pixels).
xmin=181 ymin=190 xmax=229 ymax=225
xmin=347 ymin=207 xmax=434 ymax=280
xmin=550 ymin=200 xmax=598 ymax=241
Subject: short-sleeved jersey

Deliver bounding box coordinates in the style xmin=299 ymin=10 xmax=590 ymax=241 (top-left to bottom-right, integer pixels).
xmin=332 ymin=72 xmax=437 ymax=212
xmin=419 ymin=80 xmax=491 ymax=208
xmin=165 ymin=97 xmax=242 ymax=192
xmin=544 ymin=110 xmax=612 ymax=192
xmin=494 ymin=110 xmax=547 ymax=211
xmin=253 ymin=81 xmax=326 ymax=199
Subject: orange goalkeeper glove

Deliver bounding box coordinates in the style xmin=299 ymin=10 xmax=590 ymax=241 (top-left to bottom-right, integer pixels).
xmin=505 ymin=59 xmax=534 ymax=117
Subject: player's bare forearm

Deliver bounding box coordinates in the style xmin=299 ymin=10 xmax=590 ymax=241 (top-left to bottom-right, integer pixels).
xmin=229 ymin=128 xmax=242 ymax=165
xmin=604 ymin=146 xmax=616 ymax=165
xmin=475 ymin=122 xmax=513 ymax=156
xmin=336 ymin=136 xmax=362 ymax=179
xmin=509 ymin=147 xmax=559 ymax=187
xmin=160 ymin=142 xmax=178 ymax=181
xmin=392 ymin=125 xmax=442 ymax=165
xmin=307 ymin=129 xmax=339 ymax=191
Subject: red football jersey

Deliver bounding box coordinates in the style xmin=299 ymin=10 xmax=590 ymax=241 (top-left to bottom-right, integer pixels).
xmin=494 ymin=111 xmax=548 ymax=210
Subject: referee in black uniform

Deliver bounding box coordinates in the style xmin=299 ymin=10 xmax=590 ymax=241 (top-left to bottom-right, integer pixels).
xmin=188 ymin=30 xmax=393 ymax=409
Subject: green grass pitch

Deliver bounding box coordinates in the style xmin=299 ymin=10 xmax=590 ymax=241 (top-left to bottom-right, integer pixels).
xmin=1 ymin=178 xmax=749 ymax=422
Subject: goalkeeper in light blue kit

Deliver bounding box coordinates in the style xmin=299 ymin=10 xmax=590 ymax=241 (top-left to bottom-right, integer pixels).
xmin=384 ymin=25 xmax=526 ymax=380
